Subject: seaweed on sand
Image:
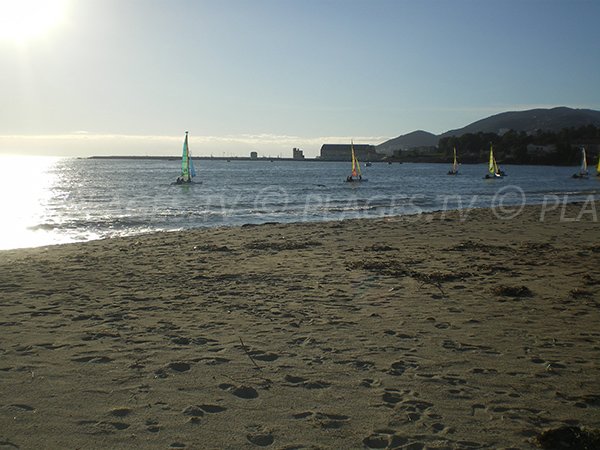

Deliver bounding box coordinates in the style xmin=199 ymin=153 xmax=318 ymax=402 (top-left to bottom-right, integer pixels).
xmin=534 ymin=426 xmax=600 ymax=450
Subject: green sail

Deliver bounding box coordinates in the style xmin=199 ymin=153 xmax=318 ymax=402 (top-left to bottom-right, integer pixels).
xmin=181 ymin=132 xmax=190 ymax=181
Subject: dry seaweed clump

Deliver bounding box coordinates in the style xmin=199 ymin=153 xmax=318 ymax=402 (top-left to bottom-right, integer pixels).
xmin=246 ymin=240 xmax=322 ymax=251
xmin=492 ymin=285 xmax=533 ymax=298
xmin=364 ymin=244 xmax=397 ymax=252
xmin=534 ymin=426 xmax=600 ymax=449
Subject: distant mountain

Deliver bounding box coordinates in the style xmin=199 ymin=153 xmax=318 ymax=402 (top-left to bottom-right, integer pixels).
xmin=377 ymin=107 xmax=600 ymax=153
xmin=376 ymin=130 xmax=438 ymax=154
xmin=439 ymin=107 xmax=600 ymax=138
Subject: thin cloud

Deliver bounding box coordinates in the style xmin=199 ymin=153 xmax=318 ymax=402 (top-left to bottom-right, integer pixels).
xmin=0 ymin=133 xmax=391 ymax=157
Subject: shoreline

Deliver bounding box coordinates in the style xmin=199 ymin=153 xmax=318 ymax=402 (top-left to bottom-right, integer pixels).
xmin=2 ymin=196 xmax=598 ymax=253
xmin=0 ymin=202 xmax=599 ymax=448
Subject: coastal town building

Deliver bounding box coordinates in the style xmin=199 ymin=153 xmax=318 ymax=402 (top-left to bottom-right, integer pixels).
xmin=319 ymin=144 xmax=382 ymax=161
xmin=292 ymin=148 xmax=305 ymax=159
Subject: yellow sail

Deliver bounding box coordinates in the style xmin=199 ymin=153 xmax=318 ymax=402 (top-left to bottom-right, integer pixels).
xmin=488 ymin=144 xmax=495 ymax=174
xmin=597 ymin=154 xmax=600 ymax=173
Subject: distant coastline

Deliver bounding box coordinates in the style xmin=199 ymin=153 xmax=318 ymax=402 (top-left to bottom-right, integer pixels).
xmin=86 ymin=155 xmax=436 ymax=164
xmin=87 ymin=155 xmax=592 ymax=166
xmin=88 ymin=155 xmax=322 ymax=162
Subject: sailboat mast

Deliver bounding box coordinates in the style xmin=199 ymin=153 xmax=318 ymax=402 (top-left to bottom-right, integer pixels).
xmin=187 ymin=133 xmax=191 ymax=180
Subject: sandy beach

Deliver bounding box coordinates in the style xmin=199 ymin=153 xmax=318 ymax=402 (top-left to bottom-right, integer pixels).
xmin=1 ymin=202 xmax=599 ymax=449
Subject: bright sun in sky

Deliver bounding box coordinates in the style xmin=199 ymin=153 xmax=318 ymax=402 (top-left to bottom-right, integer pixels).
xmin=0 ymin=0 xmax=67 ymax=42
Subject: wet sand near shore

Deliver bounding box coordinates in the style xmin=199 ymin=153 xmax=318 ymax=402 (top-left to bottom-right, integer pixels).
xmin=0 ymin=202 xmax=599 ymax=449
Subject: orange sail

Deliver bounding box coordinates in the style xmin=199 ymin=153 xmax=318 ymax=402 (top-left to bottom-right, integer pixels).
xmin=351 ymin=141 xmax=361 ymax=177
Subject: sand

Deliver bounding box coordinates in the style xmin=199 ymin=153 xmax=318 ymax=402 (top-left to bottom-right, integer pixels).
xmin=0 ymin=201 xmax=599 ymax=449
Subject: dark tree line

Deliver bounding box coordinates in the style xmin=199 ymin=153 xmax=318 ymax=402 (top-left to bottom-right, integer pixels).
xmin=438 ymin=124 xmax=600 ymax=165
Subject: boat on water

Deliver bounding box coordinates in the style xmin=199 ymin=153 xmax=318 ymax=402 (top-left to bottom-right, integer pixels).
xmin=572 ymin=147 xmax=589 ymax=179
xmin=447 ymin=147 xmax=459 ymax=175
xmin=174 ymin=131 xmax=199 ymax=185
xmin=597 ymin=155 xmax=600 ymax=177
xmin=484 ymin=144 xmax=505 ymax=179
xmin=345 ymin=141 xmax=367 ymax=182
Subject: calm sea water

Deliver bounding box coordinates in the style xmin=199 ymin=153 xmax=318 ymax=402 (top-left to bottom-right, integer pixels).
xmin=0 ymin=155 xmax=598 ymax=250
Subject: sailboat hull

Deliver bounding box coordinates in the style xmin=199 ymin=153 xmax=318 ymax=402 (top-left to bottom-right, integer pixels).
xmin=172 ymin=180 xmax=203 ymax=185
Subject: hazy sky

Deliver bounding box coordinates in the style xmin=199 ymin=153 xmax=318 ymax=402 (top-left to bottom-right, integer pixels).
xmin=1 ymin=0 xmax=599 ymax=157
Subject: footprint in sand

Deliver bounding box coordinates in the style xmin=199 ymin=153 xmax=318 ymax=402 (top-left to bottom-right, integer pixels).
xmin=470 ymin=367 xmax=498 ymax=376
xmin=71 ymin=314 xmax=101 ymax=322
xmin=4 ymin=404 xmax=36 ymax=412
xmin=339 ymin=359 xmax=375 ymax=371
xmin=200 ymin=404 xmax=227 ymax=413
xmin=84 ymin=421 xmax=130 ymax=434
xmin=155 ymin=362 xmax=192 ymax=378
xmin=182 ymin=404 xmax=227 ymax=425
xmin=359 ymin=378 xmax=381 ymax=388
xmin=292 ymin=411 xmax=350 ymax=430
xmin=145 ymin=418 xmax=160 ymax=433
xmin=388 ymin=360 xmax=419 ymax=376
xmin=71 ymin=355 xmax=113 ymax=364
xmin=362 ymin=429 xmax=408 ymax=449
xmin=380 ymin=388 xmax=443 ymax=429
xmin=245 ymin=425 xmax=274 ymax=447
xmin=395 ymin=398 xmax=434 ymax=423
xmin=247 ymin=349 xmax=279 ymax=362
xmin=381 ymin=388 xmax=413 ymax=406
xmin=471 ymin=403 xmax=487 ymax=418
xmin=197 ymin=356 xmax=230 ymax=365
xmin=182 ymin=406 xmax=204 ymax=417
xmin=0 ymin=439 xmax=19 ymax=449
xmin=108 ymin=422 xmax=130 ymax=430
xmin=109 ymin=407 xmax=132 ymax=418
xmin=283 ymin=375 xmax=331 ymax=389
xmin=167 ymin=362 xmax=191 ymax=372
xmin=219 ymin=383 xmax=258 ymax=399
xmin=303 ymin=380 xmax=331 ymax=389
xmin=284 ymin=374 xmax=307 ymax=385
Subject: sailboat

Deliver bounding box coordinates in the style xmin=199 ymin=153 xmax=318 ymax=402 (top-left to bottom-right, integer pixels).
xmin=596 ymin=155 xmax=600 ymax=177
xmin=572 ymin=147 xmax=589 ymax=179
xmin=174 ymin=131 xmax=198 ymax=184
xmin=447 ymin=147 xmax=459 ymax=175
xmin=345 ymin=141 xmax=367 ymax=182
xmin=484 ymin=144 xmax=505 ymax=178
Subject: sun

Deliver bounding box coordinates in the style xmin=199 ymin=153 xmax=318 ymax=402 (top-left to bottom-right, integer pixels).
xmin=0 ymin=0 xmax=68 ymax=42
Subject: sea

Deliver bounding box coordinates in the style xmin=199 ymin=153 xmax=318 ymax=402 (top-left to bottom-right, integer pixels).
xmin=1 ymin=155 xmax=598 ymax=250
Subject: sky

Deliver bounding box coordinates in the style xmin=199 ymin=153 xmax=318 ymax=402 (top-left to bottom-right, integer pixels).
xmin=1 ymin=0 xmax=599 ymax=158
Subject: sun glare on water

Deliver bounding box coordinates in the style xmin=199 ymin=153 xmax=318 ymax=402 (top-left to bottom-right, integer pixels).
xmin=0 ymin=156 xmax=64 ymax=250
xmin=0 ymin=0 xmax=68 ymax=42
